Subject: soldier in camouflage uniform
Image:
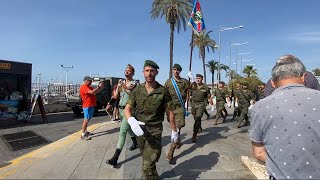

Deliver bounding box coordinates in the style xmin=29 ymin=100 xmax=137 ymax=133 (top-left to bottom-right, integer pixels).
xmin=256 ymin=82 xmax=266 ymax=101
xmin=212 ymin=81 xmax=230 ymax=125
xmin=188 ymin=73 xmax=213 ymax=143
xmin=235 ymin=82 xmax=255 ymax=128
xmin=164 ymin=64 xmax=189 ymax=162
xmin=125 ymin=60 xmax=178 ymax=180
xmin=231 ymin=82 xmax=241 ymax=121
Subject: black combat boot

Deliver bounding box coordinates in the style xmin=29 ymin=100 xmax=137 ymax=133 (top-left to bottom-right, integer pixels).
xmin=107 ymin=148 xmax=121 ymax=167
xmin=129 ymin=137 xmax=138 ymax=151
xmin=192 ymin=132 xmax=197 ymax=143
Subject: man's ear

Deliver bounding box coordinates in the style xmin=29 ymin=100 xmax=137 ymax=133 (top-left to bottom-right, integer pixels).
xmin=271 ymin=79 xmax=276 ymax=88
xmin=301 ymin=72 xmax=306 ymax=84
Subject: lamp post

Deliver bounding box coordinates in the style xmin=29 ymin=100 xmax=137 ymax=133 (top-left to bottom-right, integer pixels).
xmin=236 ymin=52 xmax=252 ymax=75
xmin=217 ymin=25 xmax=243 ymax=82
xmin=229 ymin=41 xmax=248 ymax=81
xmin=61 ymin=65 xmax=73 ymax=97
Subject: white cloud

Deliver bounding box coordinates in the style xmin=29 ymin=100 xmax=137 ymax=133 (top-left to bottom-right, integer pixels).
xmin=288 ymin=31 xmax=320 ymax=43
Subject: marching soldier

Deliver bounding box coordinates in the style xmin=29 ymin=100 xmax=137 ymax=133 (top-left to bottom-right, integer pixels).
xmin=106 ymin=64 xmax=138 ymax=168
xmin=212 ymin=81 xmax=230 ymax=125
xmin=256 ymin=82 xmax=266 ymax=101
xmin=231 ymin=82 xmax=241 ymax=121
xmin=125 ymin=60 xmax=178 ymax=180
xmin=188 ymin=72 xmax=213 ymax=143
xmin=164 ymin=63 xmax=189 ymax=163
xmin=235 ymin=82 xmax=255 ymax=128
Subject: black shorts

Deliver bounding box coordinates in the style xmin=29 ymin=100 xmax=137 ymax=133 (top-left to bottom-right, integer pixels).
xmin=112 ymin=101 xmax=119 ymax=108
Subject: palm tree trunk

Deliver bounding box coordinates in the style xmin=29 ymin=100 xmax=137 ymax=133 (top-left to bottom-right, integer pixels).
xmin=213 ymin=71 xmax=215 ymax=88
xmin=211 ymin=72 xmax=214 ymax=90
xmin=169 ymin=23 xmax=174 ymax=78
xmin=201 ymin=51 xmax=206 ymax=84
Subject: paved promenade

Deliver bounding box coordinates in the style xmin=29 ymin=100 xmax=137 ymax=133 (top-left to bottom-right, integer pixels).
xmin=0 ymin=109 xmax=256 ymax=179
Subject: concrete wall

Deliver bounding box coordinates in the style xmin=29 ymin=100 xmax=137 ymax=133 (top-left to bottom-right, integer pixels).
xmin=33 ymin=104 xmax=72 ymax=114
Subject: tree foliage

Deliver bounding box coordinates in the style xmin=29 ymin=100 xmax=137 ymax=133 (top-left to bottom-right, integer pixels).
xmin=312 ymin=68 xmax=320 ymax=76
xmin=192 ymin=31 xmax=217 ymax=83
xmin=150 ymin=0 xmax=193 ymax=78
xmin=243 ymin=65 xmax=257 ymax=78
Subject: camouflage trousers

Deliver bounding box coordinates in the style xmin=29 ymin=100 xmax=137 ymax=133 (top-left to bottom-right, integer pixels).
xmin=191 ymin=102 xmax=206 ymax=132
xmin=238 ymin=106 xmax=249 ymax=124
xmin=215 ymin=101 xmax=226 ymax=120
xmin=232 ymin=106 xmax=240 ymax=119
xmin=173 ymin=107 xmax=186 ymax=129
xmin=137 ymin=124 xmax=163 ymax=180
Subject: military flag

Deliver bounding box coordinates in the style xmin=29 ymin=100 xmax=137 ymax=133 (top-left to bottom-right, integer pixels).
xmin=188 ymin=0 xmax=206 ymax=34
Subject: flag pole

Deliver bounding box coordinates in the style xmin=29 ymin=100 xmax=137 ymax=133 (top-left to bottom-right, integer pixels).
xmin=186 ymin=30 xmax=194 ymax=111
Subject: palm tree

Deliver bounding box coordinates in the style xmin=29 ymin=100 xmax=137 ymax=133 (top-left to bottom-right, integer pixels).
xmin=219 ymin=64 xmax=230 ymax=77
xmin=243 ymin=65 xmax=257 ymax=78
xmin=205 ymin=60 xmax=218 ymax=88
xmin=150 ymin=0 xmax=193 ymax=78
xmin=312 ymin=68 xmax=320 ymax=76
xmin=228 ymin=69 xmax=237 ymax=80
xmin=192 ymin=31 xmax=217 ymax=84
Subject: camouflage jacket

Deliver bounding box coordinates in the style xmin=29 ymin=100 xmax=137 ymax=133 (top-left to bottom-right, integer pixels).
xmin=190 ymin=83 xmax=211 ymax=105
xmin=213 ymin=87 xmax=229 ymax=102
xmin=236 ymin=89 xmax=255 ymax=107
xmin=127 ymin=82 xmax=173 ymax=125
xmin=164 ymin=77 xmax=189 ymax=108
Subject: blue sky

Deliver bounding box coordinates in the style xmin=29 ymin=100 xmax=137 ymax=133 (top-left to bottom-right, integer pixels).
xmin=1 ymin=0 xmax=320 ymax=84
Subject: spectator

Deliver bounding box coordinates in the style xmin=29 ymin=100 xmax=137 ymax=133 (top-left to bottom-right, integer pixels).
xmin=79 ymin=76 xmax=104 ymax=139
xmin=264 ymin=55 xmax=320 ymax=97
xmin=249 ymin=55 xmax=320 ymax=179
xmin=111 ymin=83 xmax=120 ymax=121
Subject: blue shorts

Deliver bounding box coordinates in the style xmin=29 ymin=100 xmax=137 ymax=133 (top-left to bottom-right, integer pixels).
xmin=83 ymin=107 xmax=94 ymax=120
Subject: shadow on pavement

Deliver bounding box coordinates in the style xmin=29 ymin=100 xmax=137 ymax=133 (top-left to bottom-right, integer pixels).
xmin=90 ymin=128 xmax=119 ymax=138
xmin=166 ymin=126 xmax=230 ymax=166
xmin=160 ymin=151 xmax=220 ymax=179
xmin=0 ymin=162 xmax=12 ymax=168
xmin=160 ymin=126 xmax=228 ymax=178
xmin=116 ymin=153 xmax=141 ymax=168
xmin=162 ymin=132 xmax=187 ymax=147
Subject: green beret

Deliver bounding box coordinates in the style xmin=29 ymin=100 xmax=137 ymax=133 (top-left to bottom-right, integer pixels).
xmin=144 ymin=60 xmax=159 ymax=69
xmin=173 ymin=63 xmax=182 ymax=71
xmin=196 ymin=74 xmax=203 ymax=78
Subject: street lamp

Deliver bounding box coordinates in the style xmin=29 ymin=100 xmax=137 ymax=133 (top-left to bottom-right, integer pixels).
xmin=229 ymin=42 xmax=248 ymax=68
xmin=217 ymin=25 xmax=243 ymax=82
xmin=236 ymin=52 xmax=252 ymax=75
xmin=61 ymin=65 xmax=73 ymax=97
xmin=229 ymin=41 xmax=248 ymax=81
